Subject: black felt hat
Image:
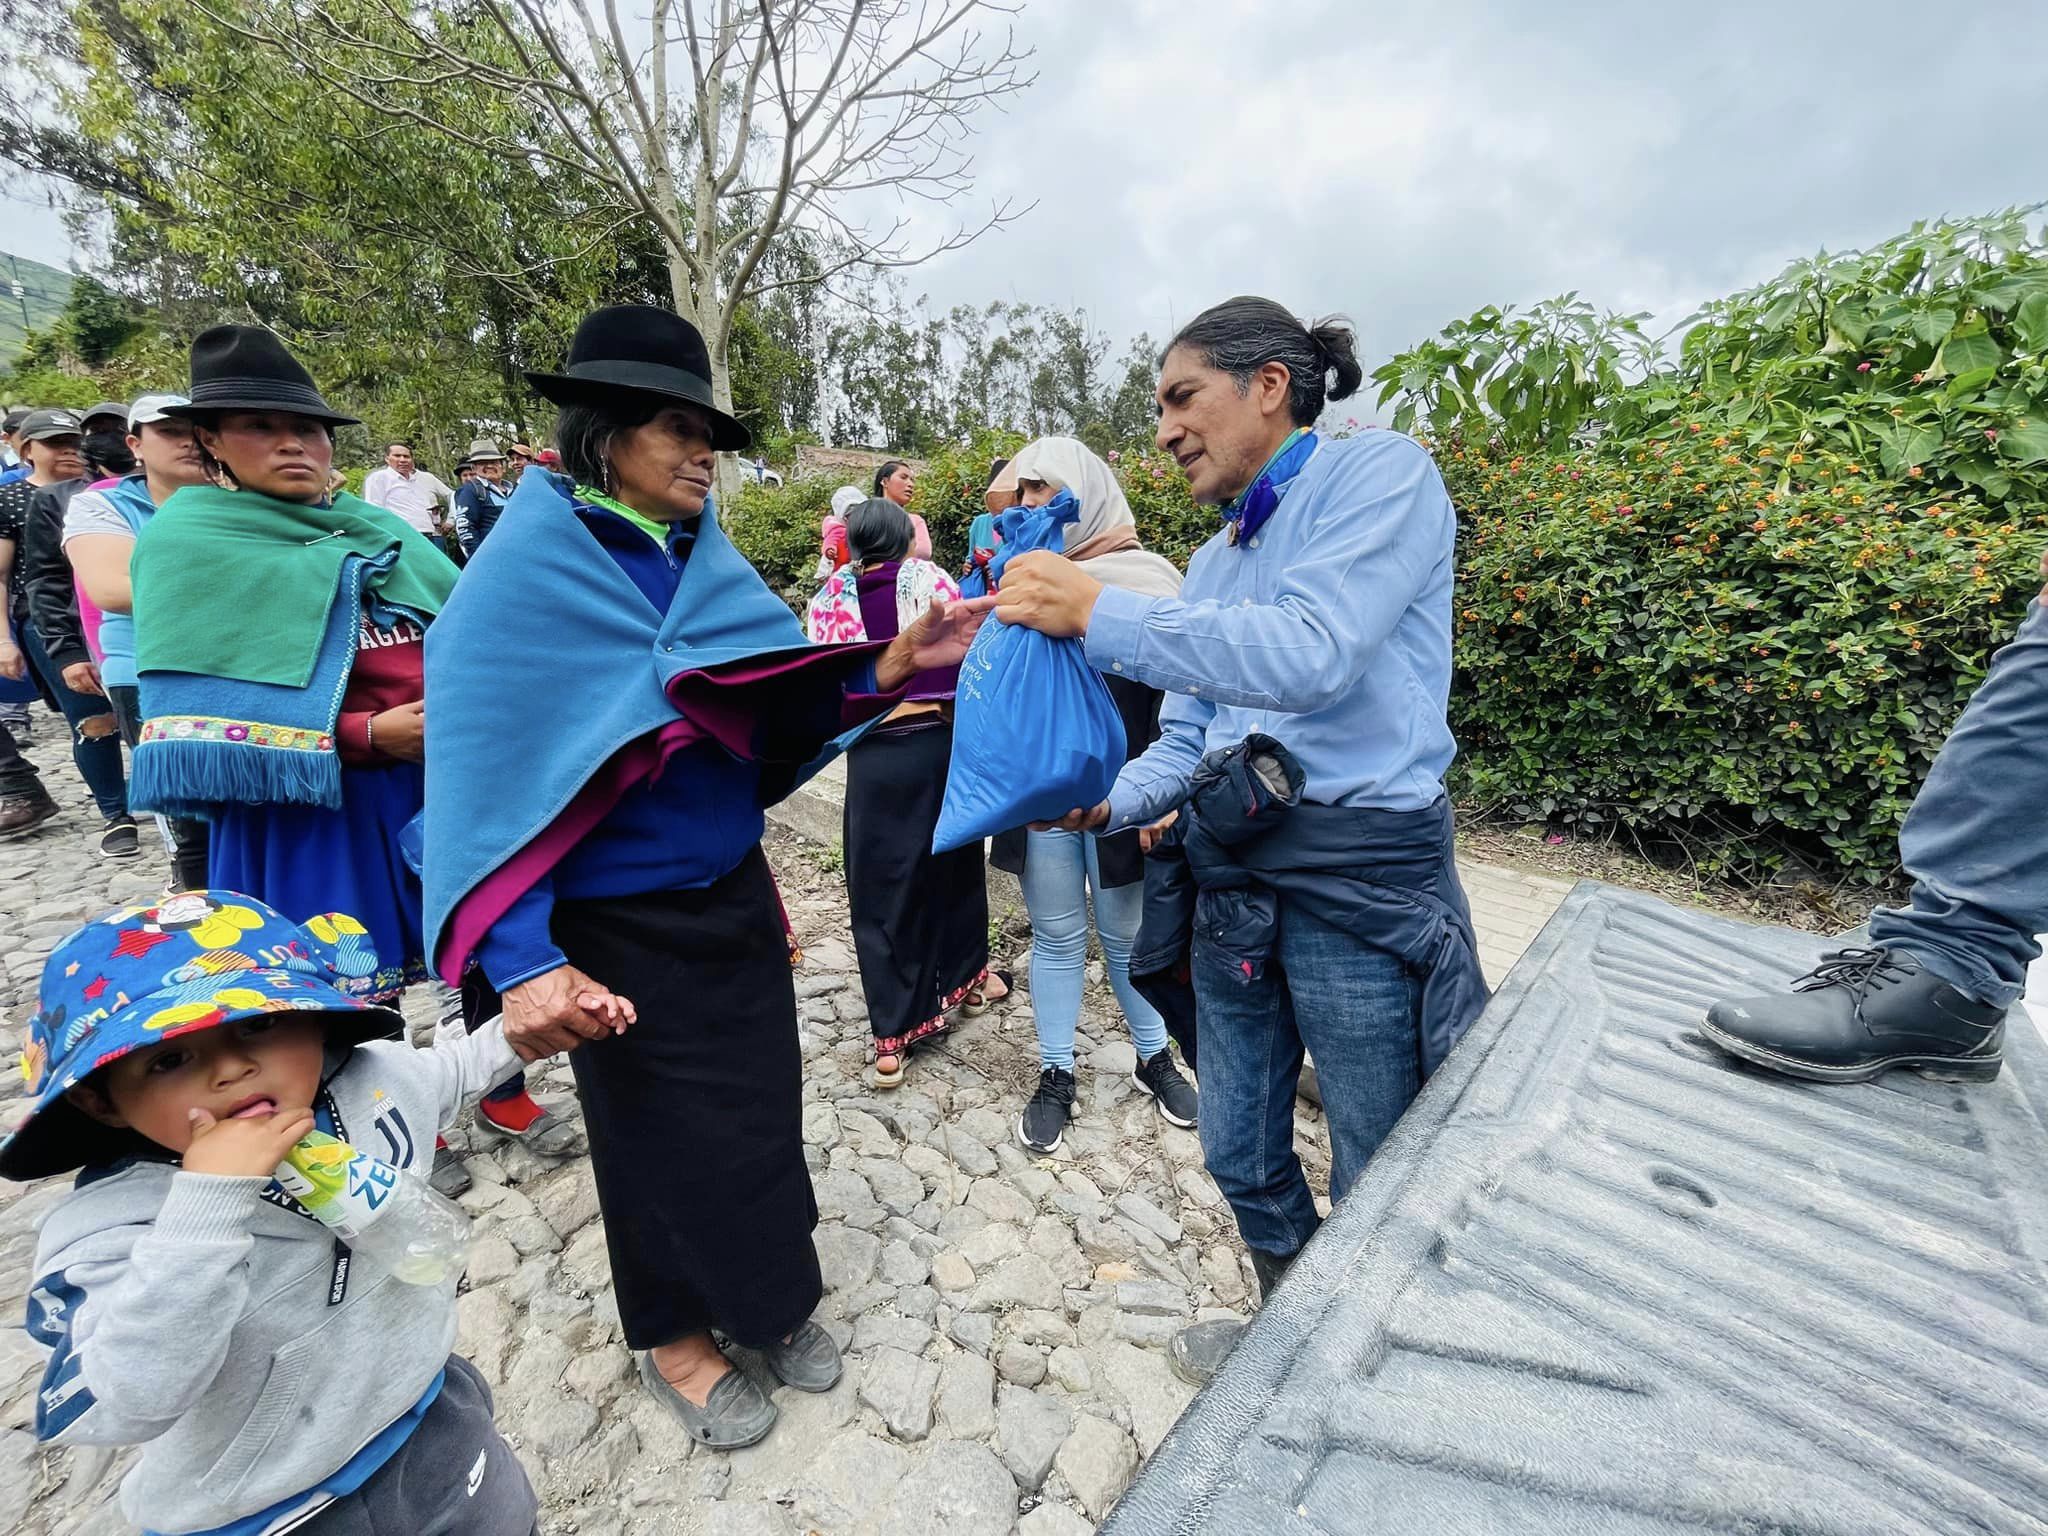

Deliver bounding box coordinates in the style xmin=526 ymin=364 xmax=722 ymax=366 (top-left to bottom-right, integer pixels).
xmin=165 ymin=324 xmax=361 ymax=427
xmin=525 ymin=305 xmax=750 ymax=452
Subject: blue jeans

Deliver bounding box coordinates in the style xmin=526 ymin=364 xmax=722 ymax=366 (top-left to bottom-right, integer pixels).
xmin=20 ymin=622 xmax=126 ymax=821
xmin=1869 ymin=599 xmax=2047 ymax=1008
xmin=1020 ymin=828 xmax=1168 ymax=1071
xmin=1193 ymin=901 xmax=1420 ymax=1258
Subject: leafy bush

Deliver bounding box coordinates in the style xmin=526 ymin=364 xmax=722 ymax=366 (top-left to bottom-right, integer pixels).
xmin=1117 ymin=447 xmax=1213 ymax=568
xmin=1370 ymin=295 xmax=1658 ymax=450
xmin=908 ymin=429 xmax=1026 ymax=571
xmin=1620 ymin=208 xmax=2048 ymax=507
xmin=1442 ymin=433 xmax=2039 ymax=882
xmin=725 ymin=476 xmax=839 ymax=607
xmin=1375 ymin=208 xmax=2048 ymax=884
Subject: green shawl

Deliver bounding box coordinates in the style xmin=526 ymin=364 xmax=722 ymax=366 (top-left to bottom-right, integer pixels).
xmin=131 ymin=485 xmax=458 ymax=688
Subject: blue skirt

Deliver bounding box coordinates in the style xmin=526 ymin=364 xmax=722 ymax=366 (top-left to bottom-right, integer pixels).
xmin=209 ymin=761 xmax=427 ymax=1002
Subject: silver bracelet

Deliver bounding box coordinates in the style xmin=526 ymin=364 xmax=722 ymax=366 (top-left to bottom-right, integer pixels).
xmin=364 ymin=715 xmax=375 ymax=752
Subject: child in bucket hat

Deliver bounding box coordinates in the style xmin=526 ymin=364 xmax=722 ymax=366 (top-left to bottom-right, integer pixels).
xmin=4 ymin=892 xmax=600 ymax=1535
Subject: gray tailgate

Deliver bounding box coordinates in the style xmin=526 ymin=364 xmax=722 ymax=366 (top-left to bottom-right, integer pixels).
xmin=1102 ymin=882 xmax=2048 ymax=1535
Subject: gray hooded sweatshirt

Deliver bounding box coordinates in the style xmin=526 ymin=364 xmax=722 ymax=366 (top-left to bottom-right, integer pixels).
xmin=26 ymin=1021 xmax=523 ymax=1535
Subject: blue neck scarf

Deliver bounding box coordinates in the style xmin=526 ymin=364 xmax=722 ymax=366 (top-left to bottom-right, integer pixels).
xmin=1223 ymin=428 xmax=1318 ymax=548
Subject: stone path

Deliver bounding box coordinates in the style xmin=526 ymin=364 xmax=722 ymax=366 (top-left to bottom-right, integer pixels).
xmin=12 ymin=725 xmax=2027 ymax=1535
xmin=0 ymin=732 xmax=1316 ymax=1535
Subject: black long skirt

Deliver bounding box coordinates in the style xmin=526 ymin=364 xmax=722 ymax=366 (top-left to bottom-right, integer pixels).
xmin=551 ymin=848 xmax=820 ymax=1351
xmin=843 ymin=715 xmax=989 ymax=1056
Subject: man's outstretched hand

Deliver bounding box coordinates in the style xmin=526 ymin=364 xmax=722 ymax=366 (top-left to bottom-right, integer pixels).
xmin=1032 ymin=802 xmax=1111 ymax=834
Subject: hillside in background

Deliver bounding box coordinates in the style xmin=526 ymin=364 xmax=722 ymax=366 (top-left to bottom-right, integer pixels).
xmin=0 ymin=252 xmax=75 ymax=365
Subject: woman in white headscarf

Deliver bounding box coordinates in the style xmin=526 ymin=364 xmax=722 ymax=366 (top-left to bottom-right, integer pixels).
xmin=990 ymin=436 xmax=1198 ymax=1156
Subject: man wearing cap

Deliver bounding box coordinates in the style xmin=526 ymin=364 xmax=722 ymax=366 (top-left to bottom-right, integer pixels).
xmin=450 ymin=436 xmax=511 ymax=558
xmin=62 ymin=394 xmax=215 ymax=886
xmin=0 ymin=407 xmax=33 ymax=485
xmin=0 ymin=408 xmax=38 ymax=740
xmin=0 ymin=408 xmax=134 ymax=856
xmin=23 ymin=400 xmax=137 ymax=722
xmin=362 ymin=441 xmax=455 ymax=543
xmin=507 ymin=441 xmax=536 ymax=474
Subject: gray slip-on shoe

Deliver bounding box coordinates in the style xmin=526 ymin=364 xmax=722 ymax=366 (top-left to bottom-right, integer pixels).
xmin=761 ymin=1320 xmax=843 ymax=1393
xmin=637 ymin=1353 xmax=777 ymax=1449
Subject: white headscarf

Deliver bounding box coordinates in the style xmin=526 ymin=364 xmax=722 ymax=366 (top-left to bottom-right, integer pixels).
xmin=1008 ymin=436 xmax=1182 ymax=599
xmin=829 ymin=484 xmax=865 ymax=519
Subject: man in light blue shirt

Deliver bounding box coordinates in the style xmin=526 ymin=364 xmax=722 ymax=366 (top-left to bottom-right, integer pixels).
xmin=997 ymin=295 xmax=1483 ymax=1382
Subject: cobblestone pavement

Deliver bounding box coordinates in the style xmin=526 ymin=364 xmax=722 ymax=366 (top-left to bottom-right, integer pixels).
xmin=28 ymin=728 xmax=2015 ymax=1533
xmin=0 ymin=731 xmax=1330 ymax=1535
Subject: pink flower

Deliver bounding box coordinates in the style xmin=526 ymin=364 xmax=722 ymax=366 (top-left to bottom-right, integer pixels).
xmin=1856 ymin=361 xmax=1873 ymax=373
xmin=1106 ymin=450 xmax=1121 ymax=463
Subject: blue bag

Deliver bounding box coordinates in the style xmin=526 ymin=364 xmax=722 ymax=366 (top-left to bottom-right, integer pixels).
xmin=957 ymin=505 xmax=1028 ymax=600
xmin=933 ymin=491 xmax=1127 ymax=852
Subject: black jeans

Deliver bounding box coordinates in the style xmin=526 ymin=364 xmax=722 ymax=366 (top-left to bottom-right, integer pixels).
xmin=20 ymin=621 xmax=124 ymax=820
xmin=107 ymin=684 xmax=209 ymax=888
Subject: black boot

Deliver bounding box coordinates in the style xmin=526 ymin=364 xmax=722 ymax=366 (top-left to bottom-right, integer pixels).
xmin=1169 ymin=1246 xmax=1297 ymax=1387
xmin=1701 ymin=946 xmax=2005 ymax=1084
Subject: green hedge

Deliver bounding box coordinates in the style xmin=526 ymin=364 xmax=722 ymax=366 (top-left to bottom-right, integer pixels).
xmin=1441 ymin=429 xmax=2040 ymax=881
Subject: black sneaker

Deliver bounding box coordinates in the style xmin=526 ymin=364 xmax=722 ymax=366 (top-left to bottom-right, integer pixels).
xmin=1702 ymin=946 xmax=2005 ymax=1084
xmin=1133 ymin=1048 xmax=1199 ymax=1128
xmin=0 ymin=790 xmax=60 ymax=841
xmin=1017 ymin=1067 xmax=1076 ymax=1154
xmin=98 ymin=815 xmax=141 ymax=860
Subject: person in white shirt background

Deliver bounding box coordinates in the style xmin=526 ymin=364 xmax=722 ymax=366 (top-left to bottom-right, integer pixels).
xmin=361 ymin=441 xmax=454 ymax=541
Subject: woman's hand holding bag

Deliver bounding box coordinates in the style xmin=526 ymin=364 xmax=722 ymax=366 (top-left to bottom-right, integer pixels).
xmin=933 ymin=491 xmax=1128 ymax=853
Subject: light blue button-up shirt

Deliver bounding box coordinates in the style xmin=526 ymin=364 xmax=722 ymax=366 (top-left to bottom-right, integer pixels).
xmin=1084 ymin=430 xmax=1458 ymax=832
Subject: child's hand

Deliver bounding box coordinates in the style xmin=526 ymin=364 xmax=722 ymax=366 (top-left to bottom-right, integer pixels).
xmin=182 ymin=1105 xmax=317 ymax=1178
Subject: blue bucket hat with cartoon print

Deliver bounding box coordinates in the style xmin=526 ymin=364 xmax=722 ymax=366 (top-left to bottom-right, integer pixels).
xmin=0 ymin=891 xmax=404 ymax=1180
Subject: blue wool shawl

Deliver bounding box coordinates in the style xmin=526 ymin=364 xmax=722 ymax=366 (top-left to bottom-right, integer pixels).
xmin=130 ymin=549 xmax=426 ymax=819
xmin=420 ymin=471 xmax=863 ymax=975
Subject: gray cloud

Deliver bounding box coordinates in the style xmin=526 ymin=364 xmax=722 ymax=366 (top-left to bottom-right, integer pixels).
xmin=10 ymin=0 xmax=2042 ymax=404
xmin=892 ymin=0 xmax=2048 ymax=393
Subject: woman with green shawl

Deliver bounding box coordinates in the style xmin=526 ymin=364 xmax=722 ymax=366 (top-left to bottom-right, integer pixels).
xmin=125 ymin=327 xmax=510 ymax=1187
xmin=130 ymin=325 xmax=450 ymax=999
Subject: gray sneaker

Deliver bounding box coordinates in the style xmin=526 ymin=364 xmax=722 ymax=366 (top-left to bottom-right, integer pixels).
xmin=428 ymin=1143 xmax=472 ymax=1198
xmin=761 ymin=1320 xmax=843 ymax=1393
xmin=638 ymin=1353 xmax=778 ymax=1449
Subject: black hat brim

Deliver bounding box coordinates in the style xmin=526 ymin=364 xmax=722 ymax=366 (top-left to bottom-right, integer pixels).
xmin=525 ymin=365 xmax=752 ymax=453
xmin=0 ymin=1004 xmax=403 ymax=1181
xmin=163 ymin=395 xmax=361 ymax=429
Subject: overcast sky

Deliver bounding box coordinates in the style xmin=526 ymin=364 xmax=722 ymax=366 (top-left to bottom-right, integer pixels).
xmin=7 ymin=0 xmax=2045 ymax=394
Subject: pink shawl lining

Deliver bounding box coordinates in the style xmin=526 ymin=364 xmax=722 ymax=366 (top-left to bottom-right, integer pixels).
xmin=437 ymin=643 xmax=895 ymax=983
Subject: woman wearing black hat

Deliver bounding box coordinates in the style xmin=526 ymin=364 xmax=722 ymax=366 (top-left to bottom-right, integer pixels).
xmin=419 ymin=305 xmax=989 ymax=1449
xmin=121 ymin=327 xmax=487 ymax=1189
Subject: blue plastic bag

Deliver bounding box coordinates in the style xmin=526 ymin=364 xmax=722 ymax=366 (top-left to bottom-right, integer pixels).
xmin=933 ymin=492 xmax=1127 ymax=851
xmin=957 ymin=505 xmax=1028 ymax=599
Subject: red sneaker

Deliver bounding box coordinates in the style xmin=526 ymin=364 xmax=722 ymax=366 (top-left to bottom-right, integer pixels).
xmin=476 ymin=1091 xmax=580 ymax=1156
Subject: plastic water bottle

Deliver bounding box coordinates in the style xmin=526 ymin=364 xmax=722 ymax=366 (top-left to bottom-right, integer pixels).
xmin=275 ymin=1131 xmax=471 ymax=1286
